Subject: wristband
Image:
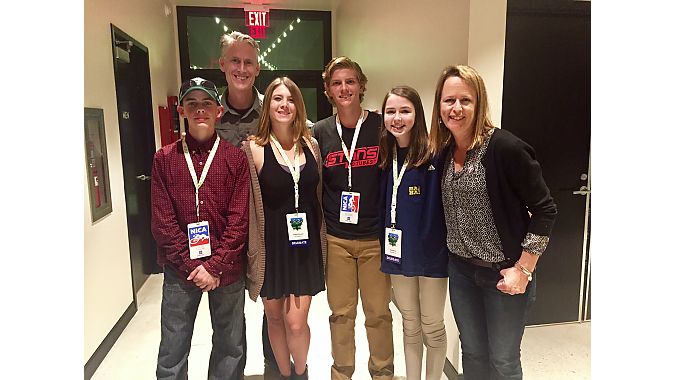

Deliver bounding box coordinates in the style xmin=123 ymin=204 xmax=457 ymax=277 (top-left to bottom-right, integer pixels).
xmin=515 ymin=261 xmax=533 ymax=282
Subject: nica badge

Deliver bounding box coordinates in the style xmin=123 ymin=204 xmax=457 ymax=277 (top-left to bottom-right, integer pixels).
xmin=286 ymin=213 xmax=309 ymax=246
xmin=188 ymin=221 xmax=212 ymax=259
xmin=339 ymin=191 xmax=360 ymax=224
xmin=384 ymin=227 xmax=402 ymax=263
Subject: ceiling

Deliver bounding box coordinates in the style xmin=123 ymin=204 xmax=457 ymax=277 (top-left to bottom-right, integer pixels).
xmin=172 ymin=0 xmax=340 ymax=11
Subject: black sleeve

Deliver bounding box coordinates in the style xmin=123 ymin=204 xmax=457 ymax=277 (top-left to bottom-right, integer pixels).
xmin=502 ymin=138 xmax=557 ymax=237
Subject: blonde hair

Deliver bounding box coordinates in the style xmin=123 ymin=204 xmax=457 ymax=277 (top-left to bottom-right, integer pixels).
xmin=429 ymin=65 xmax=494 ymax=156
xmin=254 ymin=77 xmax=310 ymax=147
xmin=220 ymin=31 xmax=260 ymax=57
xmin=321 ymin=56 xmax=368 ymax=105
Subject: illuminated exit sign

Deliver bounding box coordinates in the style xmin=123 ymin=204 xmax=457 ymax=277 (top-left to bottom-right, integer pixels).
xmin=244 ymin=9 xmax=270 ymax=39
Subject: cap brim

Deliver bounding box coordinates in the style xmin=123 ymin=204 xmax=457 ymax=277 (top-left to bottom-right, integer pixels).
xmin=179 ymin=87 xmax=221 ymax=105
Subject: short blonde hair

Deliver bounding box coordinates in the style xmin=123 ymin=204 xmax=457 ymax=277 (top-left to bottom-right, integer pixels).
xmin=321 ymin=56 xmax=368 ymax=105
xmin=429 ymin=65 xmax=494 ymax=156
xmin=254 ymin=77 xmax=310 ymax=147
xmin=220 ymin=31 xmax=260 ymax=57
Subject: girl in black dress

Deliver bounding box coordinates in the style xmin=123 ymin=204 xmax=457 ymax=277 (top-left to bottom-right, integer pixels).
xmin=244 ymin=77 xmax=326 ymax=379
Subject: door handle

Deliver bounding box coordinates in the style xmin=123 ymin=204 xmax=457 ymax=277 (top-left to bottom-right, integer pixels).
xmin=136 ymin=174 xmax=151 ymax=181
xmin=573 ymin=185 xmax=590 ymax=196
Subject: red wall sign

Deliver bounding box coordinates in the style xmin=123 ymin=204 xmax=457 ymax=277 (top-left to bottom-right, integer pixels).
xmin=245 ymin=10 xmax=269 ymax=27
xmin=245 ymin=10 xmax=269 ymax=38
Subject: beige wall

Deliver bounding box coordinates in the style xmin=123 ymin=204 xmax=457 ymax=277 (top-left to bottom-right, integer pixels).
xmin=468 ymin=0 xmax=507 ymax=128
xmin=335 ymin=0 xmax=470 ymax=125
xmin=84 ymin=0 xmax=179 ymax=363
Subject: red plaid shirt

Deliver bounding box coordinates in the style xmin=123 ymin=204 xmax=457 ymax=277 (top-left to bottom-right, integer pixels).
xmin=150 ymin=132 xmax=249 ymax=286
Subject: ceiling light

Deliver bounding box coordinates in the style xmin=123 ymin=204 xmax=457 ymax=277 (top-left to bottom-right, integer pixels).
xmin=215 ymin=17 xmax=220 ymax=24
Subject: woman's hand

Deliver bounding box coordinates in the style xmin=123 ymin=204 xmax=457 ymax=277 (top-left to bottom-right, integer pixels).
xmin=496 ymin=267 xmax=530 ymax=295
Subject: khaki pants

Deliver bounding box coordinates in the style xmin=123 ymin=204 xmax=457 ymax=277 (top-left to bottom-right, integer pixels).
xmin=390 ymin=275 xmax=448 ymax=380
xmin=326 ymin=234 xmax=394 ymax=380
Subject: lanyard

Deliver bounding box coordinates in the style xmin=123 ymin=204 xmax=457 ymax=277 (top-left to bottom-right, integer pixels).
xmin=390 ymin=147 xmax=409 ymax=227
xmin=270 ymin=134 xmax=301 ymax=212
xmin=182 ymin=135 xmax=220 ymax=220
xmin=336 ymin=109 xmax=366 ymax=191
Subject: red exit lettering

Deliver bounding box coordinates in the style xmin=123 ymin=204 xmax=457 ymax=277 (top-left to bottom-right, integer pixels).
xmin=246 ymin=11 xmax=269 ymax=27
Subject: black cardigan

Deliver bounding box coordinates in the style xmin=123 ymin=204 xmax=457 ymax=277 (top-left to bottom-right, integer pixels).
xmin=445 ymin=128 xmax=557 ymax=262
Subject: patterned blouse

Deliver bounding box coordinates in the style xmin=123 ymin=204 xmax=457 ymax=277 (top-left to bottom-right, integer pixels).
xmin=442 ymin=129 xmax=549 ymax=263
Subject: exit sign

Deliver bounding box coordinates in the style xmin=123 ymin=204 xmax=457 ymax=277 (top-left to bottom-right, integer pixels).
xmin=245 ymin=10 xmax=269 ymax=27
xmin=244 ymin=9 xmax=270 ymax=38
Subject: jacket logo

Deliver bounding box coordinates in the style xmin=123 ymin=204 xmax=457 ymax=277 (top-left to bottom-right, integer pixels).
xmin=325 ymin=146 xmax=379 ymax=168
xmin=409 ymin=186 xmax=421 ymax=196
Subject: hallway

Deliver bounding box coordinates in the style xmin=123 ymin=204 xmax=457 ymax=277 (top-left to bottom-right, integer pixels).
xmin=92 ymin=274 xmax=590 ymax=379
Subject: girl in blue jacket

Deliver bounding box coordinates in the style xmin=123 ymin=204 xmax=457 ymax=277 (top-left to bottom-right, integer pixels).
xmin=378 ymin=85 xmax=449 ymax=380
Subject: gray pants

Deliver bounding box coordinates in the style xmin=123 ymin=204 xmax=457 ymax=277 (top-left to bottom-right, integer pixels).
xmin=156 ymin=266 xmax=245 ymax=380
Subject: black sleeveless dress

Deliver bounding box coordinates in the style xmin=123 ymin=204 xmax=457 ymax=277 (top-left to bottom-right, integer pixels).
xmin=259 ymin=143 xmax=325 ymax=299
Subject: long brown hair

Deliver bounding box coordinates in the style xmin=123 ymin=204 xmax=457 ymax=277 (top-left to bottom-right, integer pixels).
xmin=378 ymin=86 xmax=431 ymax=169
xmin=254 ymin=77 xmax=310 ymax=147
xmin=429 ymin=65 xmax=494 ymax=157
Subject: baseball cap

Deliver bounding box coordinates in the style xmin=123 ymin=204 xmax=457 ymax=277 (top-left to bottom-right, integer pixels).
xmin=179 ymin=77 xmax=221 ymax=105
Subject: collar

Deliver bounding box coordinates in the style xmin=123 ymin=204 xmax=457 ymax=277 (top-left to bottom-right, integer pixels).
xmin=184 ymin=131 xmax=217 ymax=153
xmin=219 ymin=86 xmax=263 ymax=118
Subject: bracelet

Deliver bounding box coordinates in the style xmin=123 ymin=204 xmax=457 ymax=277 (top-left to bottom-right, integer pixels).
xmin=515 ymin=261 xmax=533 ymax=282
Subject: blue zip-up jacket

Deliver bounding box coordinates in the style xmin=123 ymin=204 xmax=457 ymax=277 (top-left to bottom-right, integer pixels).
xmin=379 ymin=151 xmax=449 ymax=278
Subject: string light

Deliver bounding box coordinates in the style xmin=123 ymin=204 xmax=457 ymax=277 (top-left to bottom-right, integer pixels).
xmin=257 ymin=17 xmax=302 ymax=70
xmin=215 ymin=17 xmax=220 ymax=24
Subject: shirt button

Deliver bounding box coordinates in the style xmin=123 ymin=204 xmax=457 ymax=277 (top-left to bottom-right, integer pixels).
xmin=199 ymin=161 xmax=203 ymax=166
xmin=200 ymin=201 xmax=204 ymax=205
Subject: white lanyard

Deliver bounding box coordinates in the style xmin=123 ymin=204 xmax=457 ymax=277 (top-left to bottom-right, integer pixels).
xmin=270 ymin=134 xmax=301 ymax=212
xmin=182 ymin=135 xmax=220 ymax=220
xmin=390 ymin=147 xmax=409 ymax=227
xmin=336 ymin=109 xmax=366 ymax=191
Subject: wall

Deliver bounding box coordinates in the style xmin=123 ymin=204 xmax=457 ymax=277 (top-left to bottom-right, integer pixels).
xmin=84 ymin=0 xmax=179 ymax=363
xmin=468 ymin=0 xmax=507 ymax=128
xmin=335 ymin=0 xmax=470 ymax=125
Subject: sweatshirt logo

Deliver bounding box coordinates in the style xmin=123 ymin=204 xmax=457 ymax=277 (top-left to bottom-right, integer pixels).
xmin=325 ymin=146 xmax=379 ymax=168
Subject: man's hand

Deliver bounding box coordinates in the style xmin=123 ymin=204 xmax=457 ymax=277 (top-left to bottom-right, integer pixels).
xmin=187 ymin=265 xmax=220 ymax=291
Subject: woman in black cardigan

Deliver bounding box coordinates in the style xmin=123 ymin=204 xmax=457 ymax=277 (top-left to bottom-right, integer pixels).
xmin=429 ymin=65 xmax=557 ymax=380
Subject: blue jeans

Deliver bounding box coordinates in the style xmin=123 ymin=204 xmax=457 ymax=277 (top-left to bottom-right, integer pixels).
xmin=156 ymin=266 xmax=245 ymax=380
xmin=447 ymin=256 xmax=536 ymax=380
